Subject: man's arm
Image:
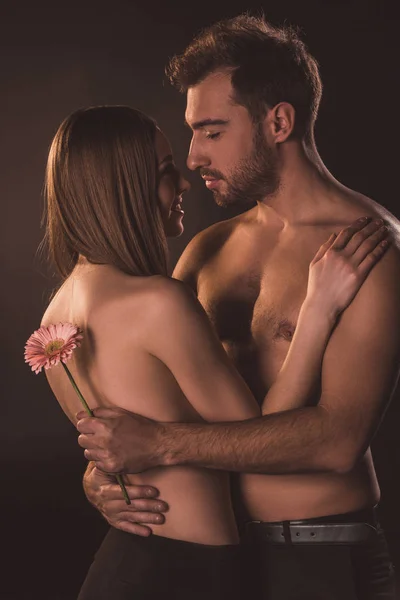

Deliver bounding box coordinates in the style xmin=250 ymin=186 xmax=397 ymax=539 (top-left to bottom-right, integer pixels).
xmin=77 ymin=225 xmax=396 ymax=476
xmin=160 ymin=247 xmax=400 ymax=474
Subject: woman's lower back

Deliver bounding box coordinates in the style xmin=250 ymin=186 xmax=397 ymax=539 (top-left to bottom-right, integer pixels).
xmin=42 ymin=266 xmax=239 ymax=546
xmin=126 ymin=466 xmax=239 ymax=544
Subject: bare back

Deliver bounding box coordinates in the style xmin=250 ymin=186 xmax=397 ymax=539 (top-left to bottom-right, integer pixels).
xmin=42 ymin=265 xmax=240 ymax=544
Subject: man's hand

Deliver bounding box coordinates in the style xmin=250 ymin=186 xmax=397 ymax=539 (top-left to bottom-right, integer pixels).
xmin=83 ymin=462 xmax=168 ymax=536
xmin=76 ymin=407 xmax=165 ymax=473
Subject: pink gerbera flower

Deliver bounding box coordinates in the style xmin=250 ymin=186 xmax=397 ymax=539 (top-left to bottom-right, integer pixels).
xmin=24 ymin=321 xmax=131 ymax=505
xmin=24 ymin=323 xmax=83 ymax=374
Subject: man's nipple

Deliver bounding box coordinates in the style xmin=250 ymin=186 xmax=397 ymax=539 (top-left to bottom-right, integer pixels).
xmin=274 ymin=319 xmax=296 ymax=342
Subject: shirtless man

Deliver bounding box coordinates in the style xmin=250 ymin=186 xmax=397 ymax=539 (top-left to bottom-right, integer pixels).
xmin=78 ymin=15 xmax=400 ymax=598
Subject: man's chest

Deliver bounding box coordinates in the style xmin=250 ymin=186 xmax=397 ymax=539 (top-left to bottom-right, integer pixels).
xmin=196 ymin=234 xmax=322 ymax=398
xmin=198 ymin=244 xmax=311 ymax=346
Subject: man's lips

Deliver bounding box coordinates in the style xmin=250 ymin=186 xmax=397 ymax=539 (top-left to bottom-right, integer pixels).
xmin=203 ymin=177 xmax=221 ymax=189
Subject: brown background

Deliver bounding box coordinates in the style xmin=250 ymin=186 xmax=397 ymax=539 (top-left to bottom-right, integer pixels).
xmin=1 ymin=0 xmax=399 ymax=598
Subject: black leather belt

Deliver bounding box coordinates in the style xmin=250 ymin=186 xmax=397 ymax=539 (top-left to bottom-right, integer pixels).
xmin=244 ymin=507 xmax=379 ymax=545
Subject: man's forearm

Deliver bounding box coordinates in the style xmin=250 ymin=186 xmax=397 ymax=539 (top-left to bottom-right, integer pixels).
xmin=162 ymin=406 xmax=346 ymax=474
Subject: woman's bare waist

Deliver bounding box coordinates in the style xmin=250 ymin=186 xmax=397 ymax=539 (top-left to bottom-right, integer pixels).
xmin=126 ymin=467 xmax=240 ymax=545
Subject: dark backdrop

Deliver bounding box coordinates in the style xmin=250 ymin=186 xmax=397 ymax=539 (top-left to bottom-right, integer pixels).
xmin=1 ymin=1 xmax=399 ymax=598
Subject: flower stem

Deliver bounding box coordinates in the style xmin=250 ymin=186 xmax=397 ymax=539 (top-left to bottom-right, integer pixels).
xmin=62 ymin=362 xmax=131 ymax=505
xmin=62 ymin=362 xmax=93 ymax=416
xmin=115 ymin=474 xmax=131 ymax=505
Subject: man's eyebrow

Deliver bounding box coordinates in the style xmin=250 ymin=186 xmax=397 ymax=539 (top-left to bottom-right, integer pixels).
xmin=184 ymin=118 xmax=230 ymax=131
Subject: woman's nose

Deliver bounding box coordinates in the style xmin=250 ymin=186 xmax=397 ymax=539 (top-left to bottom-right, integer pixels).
xmin=179 ymin=174 xmax=191 ymax=194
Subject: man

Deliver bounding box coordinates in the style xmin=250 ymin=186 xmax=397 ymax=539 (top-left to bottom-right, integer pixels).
xmin=77 ymin=15 xmax=399 ymax=598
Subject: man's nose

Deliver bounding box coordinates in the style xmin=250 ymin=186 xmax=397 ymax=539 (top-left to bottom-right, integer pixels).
xmin=186 ymin=138 xmax=209 ymax=171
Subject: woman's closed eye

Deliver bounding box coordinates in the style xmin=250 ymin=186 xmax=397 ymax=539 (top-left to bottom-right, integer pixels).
xmin=159 ymin=163 xmax=181 ymax=184
xmin=159 ymin=163 xmax=183 ymax=193
xmin=160 ymin=163 xmax=177 ymax=177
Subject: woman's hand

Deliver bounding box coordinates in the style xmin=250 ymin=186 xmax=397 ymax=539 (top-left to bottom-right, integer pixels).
xmin=82 ymin=461 xmax=168 ymax=536
xmin=261 ymin=216 xmax=390 ymax=416
xmin=306 ymin=217 xmax=389 ymax=321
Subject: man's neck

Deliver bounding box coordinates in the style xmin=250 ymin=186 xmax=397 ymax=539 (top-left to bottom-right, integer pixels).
xmin=256 ymin=139 xmax=346 ymax=227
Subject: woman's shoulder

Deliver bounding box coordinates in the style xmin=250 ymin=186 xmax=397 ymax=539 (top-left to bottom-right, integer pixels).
xmin=130 ymin=275 xmax=199 ymax=322
xmin=95 ymin=275 xmax=198 ymax=327
xmin=87 ymin=276 xmax=201 ymax=356
xmin=145 ymin=275 xmax=196 ymax=299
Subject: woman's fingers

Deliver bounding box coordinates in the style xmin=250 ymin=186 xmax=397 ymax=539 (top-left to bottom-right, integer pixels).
xmin=96 ymin=492 xmax=168 ymax=536
xmin=122 ymin=497 xmax=168 ymax=513
xmin=352 ymin=225 xmax=389 ymax=265
xmin=96 ymin=486 xmax=168 ymax=510
xmin=312 ymin=217 xmax=389 ymax=266
xmin=341 ymin=219 xmax=387 ymax=256
xmin=331 ymin=217 xmax=387 ymax=255
xmin=357 ymin=240 xmax=390 ymax=279
xmin=310 ymin=233 xmax=337 ymax=265
xmin=99 ymin=497 xmax=168 ymax=514
xmin=329 ymin=216 xmax=373 ymax=252
xmin=115 ymin=511 xmax=165 ymax=525
xmin=115 ymin=522 xmax=153 ymax=536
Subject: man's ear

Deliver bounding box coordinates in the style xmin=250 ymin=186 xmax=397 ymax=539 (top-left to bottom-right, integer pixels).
xmin=264 ymin=102 xmax=296 ymax=144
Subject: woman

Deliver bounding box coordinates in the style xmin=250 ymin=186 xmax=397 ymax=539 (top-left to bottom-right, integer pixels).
xmin=40 ymin=106 xmax=388 ymax=599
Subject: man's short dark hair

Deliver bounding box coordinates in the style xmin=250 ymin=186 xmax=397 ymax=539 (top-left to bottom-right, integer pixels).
xmin=166 ymin=14 xmax=323 ymax=143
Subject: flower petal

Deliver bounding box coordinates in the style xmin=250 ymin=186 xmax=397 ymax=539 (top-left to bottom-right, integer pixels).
xmin=24 ymin=323 xmax=83 ymax=373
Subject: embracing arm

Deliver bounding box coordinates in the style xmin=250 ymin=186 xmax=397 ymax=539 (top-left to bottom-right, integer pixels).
xmin=81 ymin=461 xmax=169 ymax=536
xmin=161 ymin=245 xmax=400 ymax=474
xmin=78 ymin=219 xmax=393 ymax=476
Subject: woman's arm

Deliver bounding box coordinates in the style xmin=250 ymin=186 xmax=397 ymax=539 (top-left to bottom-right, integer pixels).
xmin=145 ymin=220 xmax=388 ymax=423
xmin=81 ymin=461 xmax=169 ymax=536
xmin=262 ymin=219 xmax=388 ymax=415
xmin=77 ymin=218 xmax=390 ymax=474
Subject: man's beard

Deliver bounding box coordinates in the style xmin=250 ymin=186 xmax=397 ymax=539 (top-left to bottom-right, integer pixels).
xmin=211 ymin=126 xmax=280 ymax=208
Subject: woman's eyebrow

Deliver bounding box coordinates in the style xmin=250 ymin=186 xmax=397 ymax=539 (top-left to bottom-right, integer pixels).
xmin=158 ymin=154 xmax=174 ymax=167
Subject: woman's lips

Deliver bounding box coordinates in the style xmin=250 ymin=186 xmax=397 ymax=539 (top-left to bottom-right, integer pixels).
xmin=171 ymin=201 xmax=184 ymax=214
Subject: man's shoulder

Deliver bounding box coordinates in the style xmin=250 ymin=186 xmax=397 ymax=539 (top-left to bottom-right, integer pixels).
xmin=318 ymin=189 xmax=400 ymax=306
xmin=344 ymin=196 xmax=400 ymax=306
xmin=187 ymin=215 xmax=240 ymax=257
xmin=352 ymin=192 xmax=400 ymax=266
xmin=173 ymin=214 xmax=243 ymax=287
xmin=340 ymin=190 xmax=399 ymax=228
xmin=333 ymin=189 xmax=400 ymax=256
xmin=361 ymin=194 xmax=400 ymax=233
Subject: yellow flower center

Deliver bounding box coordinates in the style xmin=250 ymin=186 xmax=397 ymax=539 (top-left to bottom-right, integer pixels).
xmin=45 ymin=339 xmax=65 ymax=356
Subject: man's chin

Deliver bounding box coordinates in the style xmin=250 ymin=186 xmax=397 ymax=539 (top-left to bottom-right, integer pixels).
xmin=212 ymin=190 xmax=234 ymax=209
xmin=212 ymin=191 xmax=250 ymax=209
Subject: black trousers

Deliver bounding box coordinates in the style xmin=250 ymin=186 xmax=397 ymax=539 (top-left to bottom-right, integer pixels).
xmin=77 ymin=527 xmax=242 ymax=600
xmin=240 ymin=508 xmax=396 ymax=599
